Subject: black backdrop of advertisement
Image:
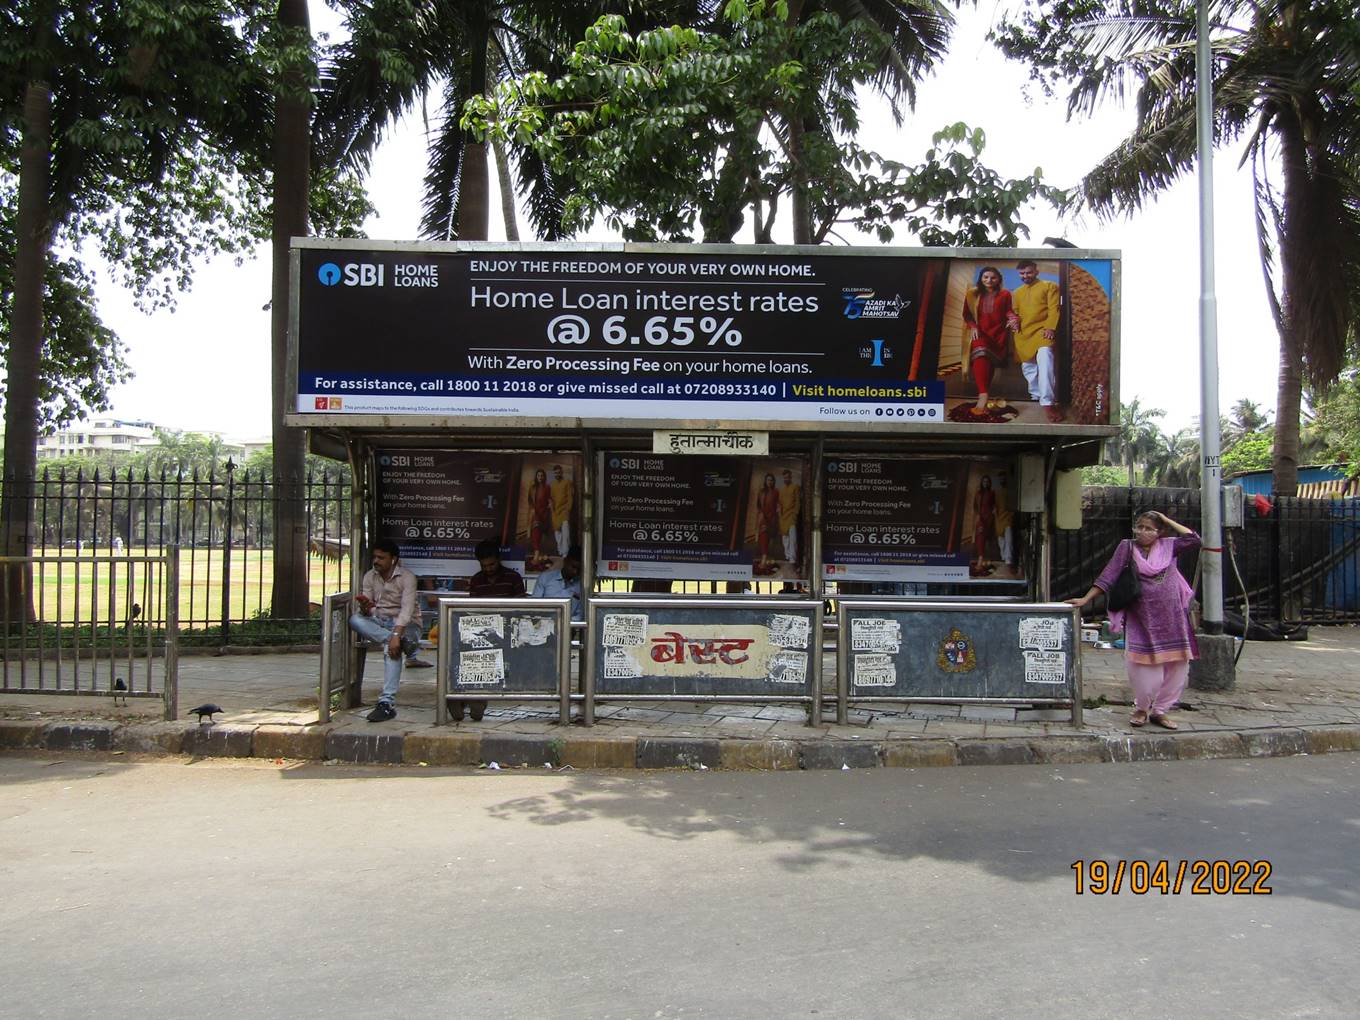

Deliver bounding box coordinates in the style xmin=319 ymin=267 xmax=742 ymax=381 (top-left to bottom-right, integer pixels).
xmin=292 ymin=243 xmax=1117 ymax=431
xmin=598 ymin=453 xmax=809 ymax=582
xmin=374 ymin=450 xmax=582 ymax=577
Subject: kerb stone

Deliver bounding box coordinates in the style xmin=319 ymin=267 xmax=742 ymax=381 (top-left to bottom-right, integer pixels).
xmin=799 ymin=741 xmax=880 ymax=770
xmin=561 ymin=737 xmax=636 ymax=770
xmin=719 ymin=740 xmax=799 ymax=771
xmin=635 ymin=737 xmax=721 ymax=770
xmin=116 ymin=722 xmax=195 ymax=755
xmin=184 ymin=724 xmax=255 ymax=758
xmin=1240 ymin=728 xmax=1308 ymax=758
xmin=955 ymin=738 xmax=1037 ymax=767
xmin=881 ymin=740 xmax=958 ymax=768
xmin=325 ymin=730 xmax=404 ymax=764
xmin=44 ymin=722 xmax=119 ymax=752
xmin=254 ymin=725 xmax=329 ymax=761
xmin=404 ymin=731 xmax=481 ymax=766
xmin=0 ymin=719 xmax=48 ymax=749
xmin=1303 ymin=726 xmax=1360 ymax=755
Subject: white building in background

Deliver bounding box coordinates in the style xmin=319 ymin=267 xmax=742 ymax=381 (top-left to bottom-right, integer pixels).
xmin=37 ymin=418 xmax=158 ymax=459
xmin=36 ymin=419 xmax=265 ymax=462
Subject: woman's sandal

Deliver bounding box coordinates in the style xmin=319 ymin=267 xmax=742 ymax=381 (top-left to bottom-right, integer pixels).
xmin=1130 ymin=709 xmax=1148 ymax=727
xmin=1150 ymin=714 xmax=1179 ymax=730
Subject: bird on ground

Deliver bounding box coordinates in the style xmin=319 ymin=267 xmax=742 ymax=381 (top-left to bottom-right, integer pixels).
xmin=189 ymin=704 xmax=224 ymax=724
xmin=113 ymin=677 xmax=127 ymax=706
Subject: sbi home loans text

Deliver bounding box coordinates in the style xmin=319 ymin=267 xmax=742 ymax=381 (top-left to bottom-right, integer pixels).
xmin=295 ymin=250 xmax=946 ymax=423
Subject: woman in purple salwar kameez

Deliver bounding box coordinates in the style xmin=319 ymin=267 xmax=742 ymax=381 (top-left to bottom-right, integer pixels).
xmin=1068 ymin=510 xmax=1200 ymax=729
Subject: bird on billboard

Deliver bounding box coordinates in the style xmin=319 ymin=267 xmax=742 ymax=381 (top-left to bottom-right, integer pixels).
xmin=1042 ymin=237 xmax=1078 ymax=248
xmin=189 ymin=704 xmax=224 ymax=725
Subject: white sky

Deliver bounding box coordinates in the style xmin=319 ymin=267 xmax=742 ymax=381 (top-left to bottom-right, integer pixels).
xmin=83 ymin=2 xmax=1277 ymax=439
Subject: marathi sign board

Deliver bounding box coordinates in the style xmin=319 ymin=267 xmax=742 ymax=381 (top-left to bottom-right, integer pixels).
xmin=834 ymin=600 xmax=1081 ymax=724
xmin=436 ymin=597 xmax=573 ymax=724
xmin=374 ymin=449 xmax=582 ymax=577
xmin=597 ymin=453 xmax=809 ymax=581
xmin=821 ymin=457 xmax=1024 ymax=584
xmin=653 ymin=430 xmax=769 ymax=456
xmin=585 ymin=598 xmax=824 ymax=725
xmin=289 ymin=241 xmax=1118 ymax=435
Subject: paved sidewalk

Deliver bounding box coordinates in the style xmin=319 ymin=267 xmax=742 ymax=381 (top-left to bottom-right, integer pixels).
xmin=3 ymin=626 xmax=1359 ymax=768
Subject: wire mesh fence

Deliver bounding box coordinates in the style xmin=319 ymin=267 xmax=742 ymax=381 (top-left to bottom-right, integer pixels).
xmin=3 ymin=465 xmax=352 ymax=646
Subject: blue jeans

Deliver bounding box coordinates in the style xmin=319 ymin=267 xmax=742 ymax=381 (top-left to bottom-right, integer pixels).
xmin=349 ymin=612 xmax=421 ymax=705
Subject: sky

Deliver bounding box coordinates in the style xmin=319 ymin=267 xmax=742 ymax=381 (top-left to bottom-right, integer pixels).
xmin=81 ymin=2 xmax=1278 ymax=440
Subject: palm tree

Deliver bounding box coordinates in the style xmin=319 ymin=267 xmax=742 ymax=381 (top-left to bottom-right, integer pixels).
xmin=1105 ymin=398 xmax=1167 ymax=486
xmin=779 ymin=0 xmax=952 ymax=243
xmin=318 ymin=1 xmax=643 ymax=240
xmin=993 ymin=0 xmax=1360 ymax=495
xmin=1148 ymin=427 xmax=1201 ymax=487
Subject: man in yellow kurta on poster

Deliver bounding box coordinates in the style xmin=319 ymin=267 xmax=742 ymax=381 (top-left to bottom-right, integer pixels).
xmin=1009 ymin=260 xmax=1063 ymax=423
xmin=778 ymin=468 xmax=801 ymax=564
xmin=550 ymin=464 xmax=575 ymax=557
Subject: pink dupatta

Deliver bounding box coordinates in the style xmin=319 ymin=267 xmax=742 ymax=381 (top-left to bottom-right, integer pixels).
xmin=1107 ymin=537 xmax=1193 ymax=633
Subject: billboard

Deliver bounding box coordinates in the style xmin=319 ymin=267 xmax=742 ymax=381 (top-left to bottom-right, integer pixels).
xmin=821 ymin=457 xmax=1023 ymax=584
xmin=374 ymin=450 xmax=582 ymax=576
xmin=290 ymin=241 xmax=1118 ymax=434
xmin=597 ymin=452 xmax=809 ymax=581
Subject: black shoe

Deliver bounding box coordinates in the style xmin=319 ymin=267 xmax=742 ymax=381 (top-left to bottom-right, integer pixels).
xmin=405 ymin=657 xmax=433 ymax=669
xmin=367 ymin=701 xmax=397 ymax=722
xmin=469 ymin=700 xmax=487 ymax=722
xmin=450 ymin=701 xmax=466 ymax=722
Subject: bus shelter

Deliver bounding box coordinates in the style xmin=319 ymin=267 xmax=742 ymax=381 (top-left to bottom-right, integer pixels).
xmin=291 ymin=241 xmax=1120 ymax=725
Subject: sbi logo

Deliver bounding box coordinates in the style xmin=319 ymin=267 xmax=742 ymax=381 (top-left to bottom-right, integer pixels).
xmin=317 ymin=261 xmax=385 ymax=287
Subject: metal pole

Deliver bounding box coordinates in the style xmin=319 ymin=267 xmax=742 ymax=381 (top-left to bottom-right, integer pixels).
xmin=1197 ymin=0 xmax=1225 ymax=634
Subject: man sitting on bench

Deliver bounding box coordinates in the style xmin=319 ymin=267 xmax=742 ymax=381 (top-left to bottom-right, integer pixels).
xmin=349 ymin=538 xmax=422 ymax=723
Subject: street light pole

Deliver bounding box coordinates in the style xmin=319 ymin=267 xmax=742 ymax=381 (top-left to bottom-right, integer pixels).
xmin=1197 ymin=0 xmax=1224 ymax=635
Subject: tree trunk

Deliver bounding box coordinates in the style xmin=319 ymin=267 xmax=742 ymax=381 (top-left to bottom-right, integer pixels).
xmin=1272 ymin=334 xmax=1302 ymax=495
xmin=269 ymin=0 xmax=313 ymax=619
xmin=783 ymin=0 xmax=812 ymax=245
xmin=1272 ymin=112 xmax=1311 ymax=497
xmin=2 ymin=17 xmax=56 ymax=624
xmin=455 ymin=22 xmax=491 ymax=240
xmin=492 ymin=136 xmax=519 ymax=241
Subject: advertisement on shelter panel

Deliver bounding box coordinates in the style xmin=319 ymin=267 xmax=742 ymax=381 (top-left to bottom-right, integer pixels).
xmin=597 ymin=453 xmax=809 ymax=581
xmin=292 ymin=242 xmax=1116 ymax=433
xmin=821 ymin=457 xmax=1024 ymax=584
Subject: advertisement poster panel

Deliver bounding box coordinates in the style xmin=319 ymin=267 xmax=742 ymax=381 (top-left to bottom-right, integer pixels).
xmin=821 ymin=457 xmax=1024 ymax=584
xmin=598 ymin=453 xmax=808 ymax=581
xmin=293 ymin=243 xmax=1116 ymax=433
xmin=375 ymin=450 xmax=582 ymax=577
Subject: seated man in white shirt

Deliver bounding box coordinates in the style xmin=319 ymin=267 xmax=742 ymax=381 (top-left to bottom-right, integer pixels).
xmin=348 ymin=538 xmax=422 ymax=722
xmin=529 ymin=545 xmax=583 ymax=621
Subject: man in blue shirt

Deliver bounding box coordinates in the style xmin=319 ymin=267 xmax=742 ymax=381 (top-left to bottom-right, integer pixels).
xmin=530 ymin=545 xmax=583 ymax=621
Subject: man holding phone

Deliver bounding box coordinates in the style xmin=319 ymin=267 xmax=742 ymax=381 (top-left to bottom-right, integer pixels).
xmin=349 ymin=538 xmax=421 ymax=722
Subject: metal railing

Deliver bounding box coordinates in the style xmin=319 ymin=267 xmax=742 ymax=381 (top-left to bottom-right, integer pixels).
xmin=1051 ymin=486 xmax=1360 ymax=624
xmin=0 ymin=551 xmax=178 ymax=719
xmin=3 ymin=465 xmax=352 ymax=645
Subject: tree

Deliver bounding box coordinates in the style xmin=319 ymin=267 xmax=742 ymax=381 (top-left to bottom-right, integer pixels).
xmin=318 ymin=0 xmax=629 ymax=242
xmin=1103 ymin=397 xmax=1165 ymax=486
xmin=463 ymin=9 xmax=1065 ymax=245
xmin=1147 ymin=426 xmax=1201 ymax=487
xmin=1 ymin=1 xmax=277 ymax=621
xmin=1310 ymin=367 xmax=1360 ymax=469
xmin=991 ymin=0 xmax=1360 ymax=495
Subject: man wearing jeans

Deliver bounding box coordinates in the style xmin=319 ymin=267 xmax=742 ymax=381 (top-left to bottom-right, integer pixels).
xmin=349 ymin=538 xmax=421 ymax=722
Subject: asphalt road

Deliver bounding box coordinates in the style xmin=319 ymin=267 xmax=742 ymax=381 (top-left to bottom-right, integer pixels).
xmin=2 ymin=753 xmax=1357 ymax=1019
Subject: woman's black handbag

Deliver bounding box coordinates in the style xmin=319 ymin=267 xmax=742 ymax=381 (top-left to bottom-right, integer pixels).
xmin=1106 ymin=545 xmax=1141 ymax=612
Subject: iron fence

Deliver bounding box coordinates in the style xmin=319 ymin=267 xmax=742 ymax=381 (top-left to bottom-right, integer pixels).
xmin=0 ymin=551 xmax=178 ymax=718
xmin=2 ymin=466 xmax=352 ymax=645
xmin=1051 ymin=487 xmax=1360 ymax=624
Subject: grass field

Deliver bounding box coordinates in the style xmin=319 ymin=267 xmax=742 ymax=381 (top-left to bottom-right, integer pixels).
xmin=15 ymin=548 xmax=353 ymax=628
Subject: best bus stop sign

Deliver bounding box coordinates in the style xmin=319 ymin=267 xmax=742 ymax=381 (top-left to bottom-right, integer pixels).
xmin=290 ymin=241 xmax=1118 ymax=432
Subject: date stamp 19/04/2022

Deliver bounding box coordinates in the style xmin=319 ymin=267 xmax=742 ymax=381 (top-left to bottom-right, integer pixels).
xmin=1071 ymin=859 xmax=1273 ymax=895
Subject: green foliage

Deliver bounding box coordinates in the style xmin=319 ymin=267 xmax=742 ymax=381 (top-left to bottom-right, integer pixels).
xmin=1222 ymin=429 xmax=1275 ymax=477
xmin=990 ymin=0 xmax=1360 ymax=492
xmin=464 ymin=10 xmax=1065 ymax=244
xmin=1309 ymin=369 xmax=1360 ymax=469
xmin=1080 ymin=464 xmax=1127 ymax=486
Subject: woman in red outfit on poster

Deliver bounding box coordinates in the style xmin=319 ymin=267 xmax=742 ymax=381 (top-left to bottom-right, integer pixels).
xmin=961 ymin=266 xmax=1014 ymax=415
xmin=528 ymin=468 xmax=553 ymax=567
xmin=756 ymin=472 xmax=781 ymax=571
xmin=972 ymin=474 xmax=998 ymax=573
